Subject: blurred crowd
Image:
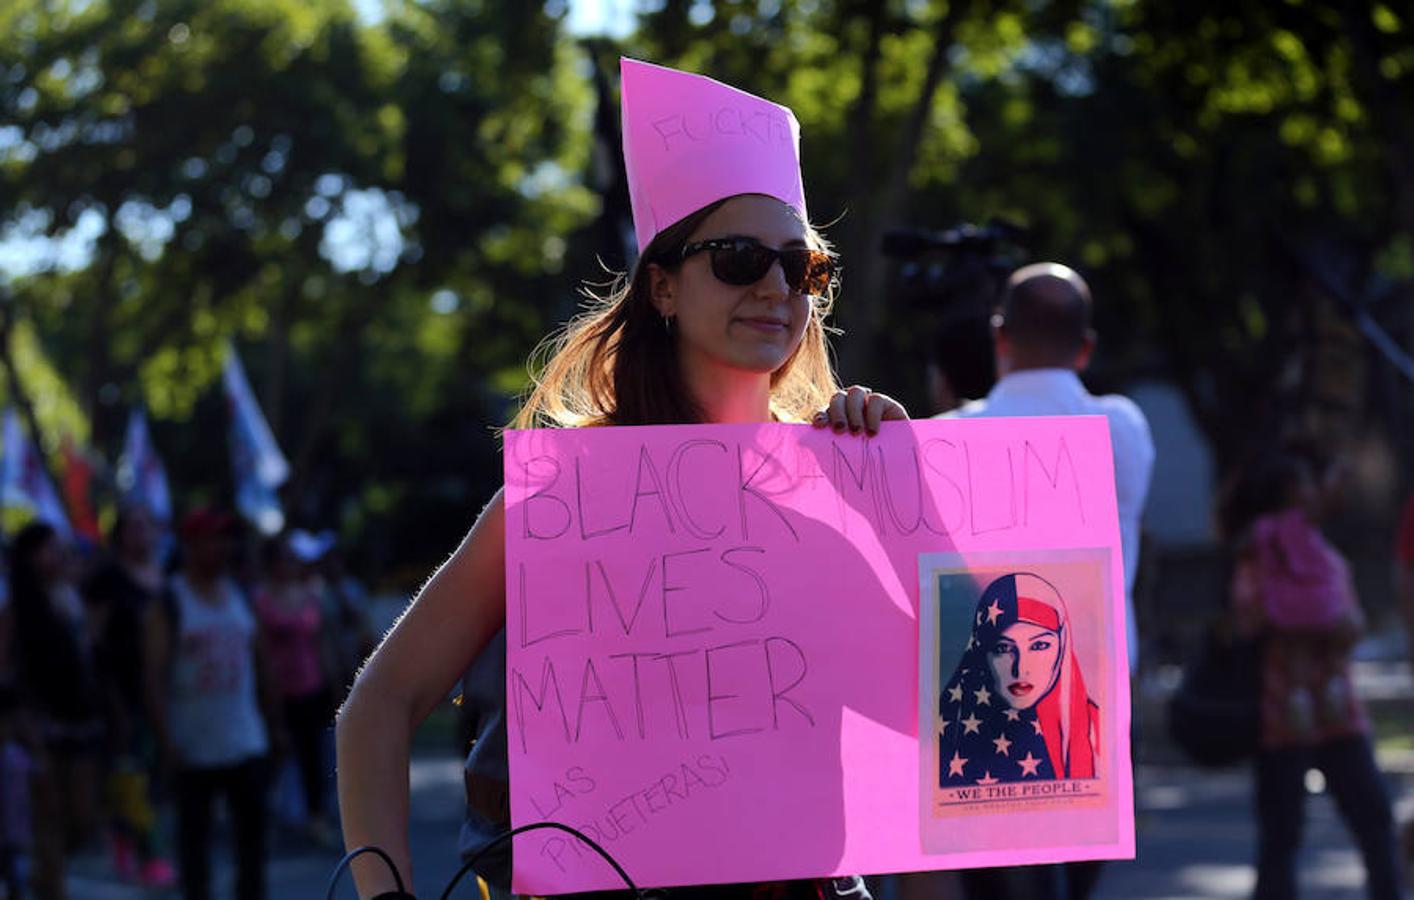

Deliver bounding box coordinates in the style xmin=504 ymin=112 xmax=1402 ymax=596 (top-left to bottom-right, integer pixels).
xmin=0 ymin=506 xmax=374 ymax=900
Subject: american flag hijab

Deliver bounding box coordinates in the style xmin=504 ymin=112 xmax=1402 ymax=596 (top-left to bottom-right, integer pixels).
xmin=938 ymin=573 xmax=1099 ymax=786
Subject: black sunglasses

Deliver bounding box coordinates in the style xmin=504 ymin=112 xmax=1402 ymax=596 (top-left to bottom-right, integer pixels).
xmin=679 ymin=237 xmax=836 ymax=297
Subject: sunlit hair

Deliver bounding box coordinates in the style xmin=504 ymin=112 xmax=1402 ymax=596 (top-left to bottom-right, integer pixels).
xmin=513 ymin=195 xmax=841 ymax=429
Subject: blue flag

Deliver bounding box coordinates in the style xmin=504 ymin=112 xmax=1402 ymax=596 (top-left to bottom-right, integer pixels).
xmin=222 ymin=343 xmax=289 ymax=535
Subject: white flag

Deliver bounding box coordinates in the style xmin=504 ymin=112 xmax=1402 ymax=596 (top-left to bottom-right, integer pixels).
xmin=0 ymin=409 xmax=74 ymax=540
xmin=222 ymin=343 xmax=288 ymax=535
xmin=117 ymin=408 xmax=173 ymax=522
xmin=222 ymin=343 xmax=290 ymax=489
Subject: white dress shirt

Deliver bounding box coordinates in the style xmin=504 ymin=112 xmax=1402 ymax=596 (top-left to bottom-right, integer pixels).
xmin=943 ymin=368 xmax=1155 ymax=671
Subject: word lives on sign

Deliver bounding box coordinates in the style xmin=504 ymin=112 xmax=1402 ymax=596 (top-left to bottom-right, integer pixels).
xmin=502 ymin=418 xmax=1133 ymax=893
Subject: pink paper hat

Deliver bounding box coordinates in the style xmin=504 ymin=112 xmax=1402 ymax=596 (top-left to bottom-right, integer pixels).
xmin=620 ymin=58 xmax=807 ymax=253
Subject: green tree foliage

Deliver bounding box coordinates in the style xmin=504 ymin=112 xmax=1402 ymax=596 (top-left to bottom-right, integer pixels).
xmin=1 ymin=0 xmax=1409 ymax=577
xmin=1 ymin=0 xmax=594 ymax=567
xmin=944 ymin=0 xmax=1414 ymax=466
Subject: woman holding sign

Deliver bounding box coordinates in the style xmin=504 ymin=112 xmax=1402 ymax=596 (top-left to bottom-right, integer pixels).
xmin=336 ymin=58 xmax=904 ymax=899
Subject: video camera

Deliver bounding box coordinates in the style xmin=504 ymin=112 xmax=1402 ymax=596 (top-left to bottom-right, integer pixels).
xmin=879 ymin=220 xmax=1028 ymax=261
xmin=878 ymin=219 xmax=1028 ymax=411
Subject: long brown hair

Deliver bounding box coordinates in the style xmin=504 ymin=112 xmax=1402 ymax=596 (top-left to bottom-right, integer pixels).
xmin=513 ymin=196 xmax=841 ymax=428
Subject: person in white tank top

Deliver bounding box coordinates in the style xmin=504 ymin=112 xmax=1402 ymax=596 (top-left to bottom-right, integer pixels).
xmin=165 ymin=571 xmax=269 ymax=767
xmin=145 ymin=509 xmax=283 ymax=900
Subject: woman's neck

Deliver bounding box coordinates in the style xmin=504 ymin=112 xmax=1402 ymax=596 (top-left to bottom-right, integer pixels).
xmin=681 ymin=355 xmax=773 ymax=424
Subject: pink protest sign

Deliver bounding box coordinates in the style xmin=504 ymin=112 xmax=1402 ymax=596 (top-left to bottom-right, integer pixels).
xmin=502 ymin=417 xmax=1134 ymax=892
xmin=621 ymin=58 xmax=807 ymax=251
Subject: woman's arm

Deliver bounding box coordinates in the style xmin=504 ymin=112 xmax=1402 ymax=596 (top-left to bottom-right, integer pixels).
xmin=336 ymin=489 xmax=508 ymax=898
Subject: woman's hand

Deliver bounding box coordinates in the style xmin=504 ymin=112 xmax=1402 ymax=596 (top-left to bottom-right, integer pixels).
xmin=813 ymin=385 xmax=909 ymax=436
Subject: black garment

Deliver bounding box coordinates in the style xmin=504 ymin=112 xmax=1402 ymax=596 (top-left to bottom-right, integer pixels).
xmin=175 ymin=758 xmax=270 ymax=900
xmin=1254 ymin=736 xmax=1402 ymax=900
xmin=11 ymin=586 xmax=99 ymax=727
xmin=959 ymin=864 xmax=1064 ymax=900
xmin=82 ymin=562 xmax=158 ymax=721
xmin=1063 ymin=861 xmax=1105 ymax=900
xmin=0 ymin=846 xmax=22 ymax=900
xmin=958 ymin=862 xmax=1105 ymax=900
xmin=283 ymin=689 xmax=331 ymax=819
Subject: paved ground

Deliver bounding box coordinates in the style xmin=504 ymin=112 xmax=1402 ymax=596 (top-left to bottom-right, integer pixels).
xmin=66 ymin=661 xmax=1414 ymax=899
xmin=65 ymin=754 xmax=1413 ymax=899
xmin=66 ymin=754 xmax=467 ymax=900
xmin=1099 ymin=760 xmax=1414 ymax=899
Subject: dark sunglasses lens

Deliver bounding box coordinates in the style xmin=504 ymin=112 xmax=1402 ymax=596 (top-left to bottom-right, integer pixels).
xmin=784 ymin=251 xmax=834 ymax=296
xmin=706 ymin=242 xmax=834 ymax=294
xmin=711 ymin=243 xmax=776 ymax=286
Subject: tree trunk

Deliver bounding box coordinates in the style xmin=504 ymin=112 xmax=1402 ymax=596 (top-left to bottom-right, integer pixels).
xmin=832 ymin=1 xmax=888 ymax=383
xmin=838 ymin=0 xmax=968 ymax=384
xmin=844 ymin=1 xmax=887 ymax=177
xmin=283 ymin=295 xmax=373 ymax=522
xmin=82 ymin=235 xmax=120 ymax=448
xmin=265 ymin=286 xmax=292 ymax=447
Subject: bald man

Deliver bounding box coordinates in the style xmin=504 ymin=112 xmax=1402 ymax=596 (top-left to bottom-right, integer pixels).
xmin=941 ymin=263 xmax=1154 ymax=900
xmin=949 ymin=262 xmax=1153 ymax=670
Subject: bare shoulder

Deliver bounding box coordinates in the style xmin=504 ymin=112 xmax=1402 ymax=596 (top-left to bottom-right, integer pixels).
xmin=463 ymin=487 xmax=505 ymax=556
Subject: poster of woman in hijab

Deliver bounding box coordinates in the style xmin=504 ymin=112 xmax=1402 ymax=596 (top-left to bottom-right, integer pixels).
xmin=918 ymin=550 xmax=1113 ymax=832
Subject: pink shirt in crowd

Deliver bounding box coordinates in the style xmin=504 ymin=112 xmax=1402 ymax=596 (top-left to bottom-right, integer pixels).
xmin=253 ymin=587 xmax=326 ymax=699
xmin=1233 ymin=511 xmax=1368 ymax=749
xmin=1250 ymin=508 xmax=1355 ymax=628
